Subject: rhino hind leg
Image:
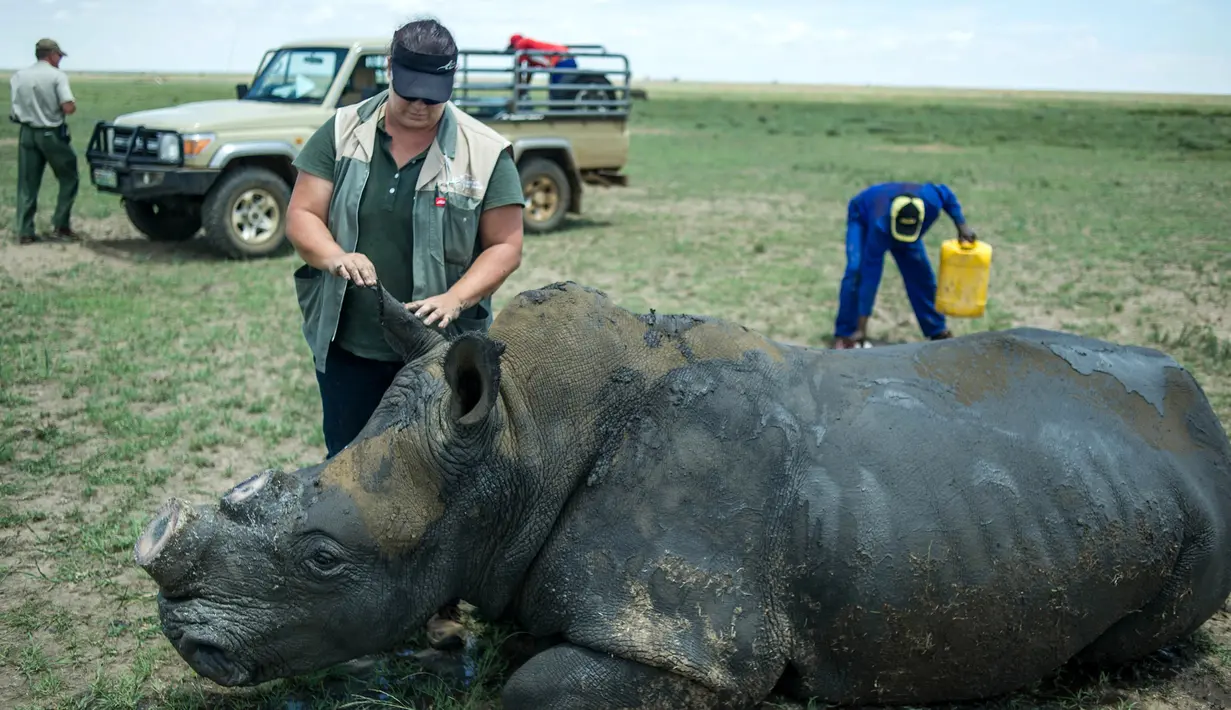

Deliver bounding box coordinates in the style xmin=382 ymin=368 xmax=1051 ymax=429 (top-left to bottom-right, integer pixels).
xmin=1075 ymin=523 xmax=1224 ymax=667
xmin=501 ymin=643 xmax=719 ymax=710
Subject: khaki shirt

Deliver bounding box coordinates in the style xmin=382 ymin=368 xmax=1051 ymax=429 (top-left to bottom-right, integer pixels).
xmin=9 ymin=60 xmax=75 ymax=128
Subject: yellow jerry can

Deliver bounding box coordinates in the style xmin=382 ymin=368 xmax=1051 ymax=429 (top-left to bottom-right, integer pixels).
xmin=935 ymin=238 xmax=993 ymax=318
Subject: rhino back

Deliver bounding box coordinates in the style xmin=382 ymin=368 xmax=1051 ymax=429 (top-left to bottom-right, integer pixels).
xmin=779 ymin=327 xmax=1231 ymax=703
xmin=513 ymin=324 xmax=1231 ymax=706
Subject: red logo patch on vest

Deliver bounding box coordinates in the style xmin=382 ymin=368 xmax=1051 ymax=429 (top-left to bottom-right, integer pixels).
xmin=435 ymin=196 xmax=446 ymax=207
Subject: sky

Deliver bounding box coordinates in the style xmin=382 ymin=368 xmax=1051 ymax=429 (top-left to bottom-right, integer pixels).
xmin=2 ymin=0 xmax=1229 ymax=95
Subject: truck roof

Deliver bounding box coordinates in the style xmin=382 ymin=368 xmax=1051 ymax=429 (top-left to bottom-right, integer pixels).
xmin=276 ymin=37 xmax=391 ymax=51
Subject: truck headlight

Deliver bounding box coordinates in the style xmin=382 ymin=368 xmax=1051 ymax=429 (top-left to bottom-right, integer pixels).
xmin=157 ymin=133 xmax=181 ymax=162
xmin=181 ymin=133 xmax=215 ymax=158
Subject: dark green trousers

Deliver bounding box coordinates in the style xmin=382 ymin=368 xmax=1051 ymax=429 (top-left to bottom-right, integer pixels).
xmin=16 ymin=123 xmax=79 ymax=236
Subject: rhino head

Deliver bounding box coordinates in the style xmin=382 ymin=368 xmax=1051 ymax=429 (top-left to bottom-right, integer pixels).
xmin=133 ymin=284 xmax=515 ymax=686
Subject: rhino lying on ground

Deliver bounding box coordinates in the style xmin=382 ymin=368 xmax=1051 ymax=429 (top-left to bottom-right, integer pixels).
xmin=134 ymin=281 xmax=1231 ymax=709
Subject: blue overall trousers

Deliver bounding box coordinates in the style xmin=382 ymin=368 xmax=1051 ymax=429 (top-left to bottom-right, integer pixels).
xmin=833 ymin=182 xmax=968 ymax=340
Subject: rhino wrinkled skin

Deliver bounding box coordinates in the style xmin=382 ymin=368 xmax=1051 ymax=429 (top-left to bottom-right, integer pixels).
xmin=134 ymin=281 xmax=1231 ymax=709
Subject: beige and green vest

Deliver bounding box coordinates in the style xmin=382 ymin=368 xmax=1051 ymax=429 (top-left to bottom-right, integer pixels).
xmin=295 ymin=90 xmax=512 ymax=372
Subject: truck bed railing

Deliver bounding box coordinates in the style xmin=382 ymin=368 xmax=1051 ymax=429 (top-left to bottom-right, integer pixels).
xmin=451 ymin=47 xmax=633 ymax=120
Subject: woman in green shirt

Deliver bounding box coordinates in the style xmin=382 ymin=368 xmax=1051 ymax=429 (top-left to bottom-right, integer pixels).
xmin=286 ymin=18 xmax=525 ymax=460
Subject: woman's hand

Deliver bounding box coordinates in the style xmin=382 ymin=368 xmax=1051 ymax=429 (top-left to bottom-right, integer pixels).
xmin=325 ymin=252 xmax=377 ymax=286
xmin=407 ymin=292 xmax=466 ymax=329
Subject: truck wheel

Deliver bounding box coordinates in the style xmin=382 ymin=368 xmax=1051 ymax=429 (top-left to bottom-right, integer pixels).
xmin=123 ymin=198 xmax=201 ymax=242
xmin=520 ymin=157 xmax=570 ymax=234
xmin=571 ymin=74 xmax=617 ymax=112
xmin=201 ymin=166 xmax=291 ymax=259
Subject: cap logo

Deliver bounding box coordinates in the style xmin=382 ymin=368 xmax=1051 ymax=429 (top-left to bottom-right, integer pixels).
xmin=391 ymin=44 xmax=458 ymax=75
xmin=889 ymin=194 xmax=926 ymax=243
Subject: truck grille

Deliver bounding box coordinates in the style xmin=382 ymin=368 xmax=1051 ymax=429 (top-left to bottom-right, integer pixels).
xmin=109 ymin=128 xmax=160 ymax=157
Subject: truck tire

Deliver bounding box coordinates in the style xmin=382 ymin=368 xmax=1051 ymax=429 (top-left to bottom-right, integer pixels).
xmin=570 ymin=74 xmax=618 ymax=112
xmin=123 ymin=198 xmax=201 ymax=242
xmin=201 ymin=166 xmax=292 ymax=259
xmin=519 ymin=157 xmax=571 ymax=234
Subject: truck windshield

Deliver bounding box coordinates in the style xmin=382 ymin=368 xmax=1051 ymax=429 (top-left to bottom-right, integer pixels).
xmin=244 ymin=48 xmax=348 ymax=103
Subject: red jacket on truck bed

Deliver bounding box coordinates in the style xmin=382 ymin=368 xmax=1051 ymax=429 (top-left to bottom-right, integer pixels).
xmin=507 ymin=34 xmax=571 ymax=68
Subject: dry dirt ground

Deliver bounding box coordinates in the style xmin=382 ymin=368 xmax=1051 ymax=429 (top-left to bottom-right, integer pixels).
xmin=3 ymin=196 xmax=1231 ymax=709
xmin=0 ymin=217 xmax=331 ymax=707
xmin=2 ymin=79 xmax=1230 ymax=708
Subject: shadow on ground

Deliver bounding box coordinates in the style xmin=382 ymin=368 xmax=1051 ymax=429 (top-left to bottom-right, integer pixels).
xmin=548 ymin=216 xmax=615 ymax=233
xmin=888 ymin=631 xmax=1231 ymax=710
xmin=100 ymin=624 xmax=1229 ymax=710
xmin=83 ymin=236 xmax=234 ymax=264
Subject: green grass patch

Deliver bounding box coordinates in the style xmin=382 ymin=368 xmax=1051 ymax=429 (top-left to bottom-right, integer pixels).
xmin=1 ymin=76 xmax=1229 ymax=709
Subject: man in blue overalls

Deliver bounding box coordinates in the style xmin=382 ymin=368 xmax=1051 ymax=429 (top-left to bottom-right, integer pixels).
xmin=832 ymin=181 xmax=977 ymax=349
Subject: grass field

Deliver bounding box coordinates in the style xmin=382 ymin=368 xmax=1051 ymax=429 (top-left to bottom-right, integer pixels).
xmin=1 ymin=73 xmax=1230 ymax=710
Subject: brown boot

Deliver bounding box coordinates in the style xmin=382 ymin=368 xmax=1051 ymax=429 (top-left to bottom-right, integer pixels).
xmin=929 ymin=330 xmax=954 ymax=341
xmin=51 ymin=226 xmax=82 ymax=242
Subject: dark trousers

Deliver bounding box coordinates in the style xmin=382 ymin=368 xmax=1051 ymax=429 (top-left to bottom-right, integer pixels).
xmin=16 ymin=123 xmax=79 ymax=236
xmin=314 ymin=342 xmax=404 ymax=459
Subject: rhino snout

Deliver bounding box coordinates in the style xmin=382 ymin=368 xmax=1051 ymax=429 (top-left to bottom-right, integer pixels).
xmin=176 ymin=635 xmax=251 ymax=686
xmin=134 ymin=497 xmax=215 ymax=590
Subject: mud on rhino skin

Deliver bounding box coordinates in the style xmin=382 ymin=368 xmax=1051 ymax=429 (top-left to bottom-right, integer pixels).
xmin=133 ymin=280 xmax=1231 ymax=710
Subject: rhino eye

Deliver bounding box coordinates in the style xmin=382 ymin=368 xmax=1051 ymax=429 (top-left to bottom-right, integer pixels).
xmin=304 ymin=541 xmax=347 ymax=578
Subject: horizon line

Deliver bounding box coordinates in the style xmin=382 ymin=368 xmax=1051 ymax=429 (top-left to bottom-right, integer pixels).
xmin=1 ymin=68 xmax=1227 ymax=100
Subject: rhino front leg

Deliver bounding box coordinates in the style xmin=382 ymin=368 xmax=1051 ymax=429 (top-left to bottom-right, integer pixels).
xmin=502 ymin=643 xmax=720 ymax=710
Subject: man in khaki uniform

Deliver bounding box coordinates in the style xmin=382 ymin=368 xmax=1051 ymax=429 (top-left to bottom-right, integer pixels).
xmin=9 ymin=38 xmax=80 ymax=244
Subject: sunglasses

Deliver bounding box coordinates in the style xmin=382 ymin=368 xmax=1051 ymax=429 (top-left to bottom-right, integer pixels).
xmin=395 ymin=92 xmax=444 ymax=106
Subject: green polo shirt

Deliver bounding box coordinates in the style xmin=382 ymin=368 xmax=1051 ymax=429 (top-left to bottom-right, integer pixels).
xmin=293 ymin=114 xmax=524 ymax=361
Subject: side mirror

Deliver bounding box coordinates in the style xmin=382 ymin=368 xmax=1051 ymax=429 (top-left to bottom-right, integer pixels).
xmin=235 ymin=83 xmax=249 ymax=100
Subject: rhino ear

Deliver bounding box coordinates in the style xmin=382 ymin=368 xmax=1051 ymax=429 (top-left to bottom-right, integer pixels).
xmin=375 ymin=283 xmax=446 ymax=362
xmin=443 ymin=333 xmax=505 ymax=427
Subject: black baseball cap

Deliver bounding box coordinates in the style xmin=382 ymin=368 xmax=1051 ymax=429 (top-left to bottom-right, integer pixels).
xmin=390 ymin=43 xmax=457 ymax=104
xmin=890 ymin=194 xmax=925 ymax=241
